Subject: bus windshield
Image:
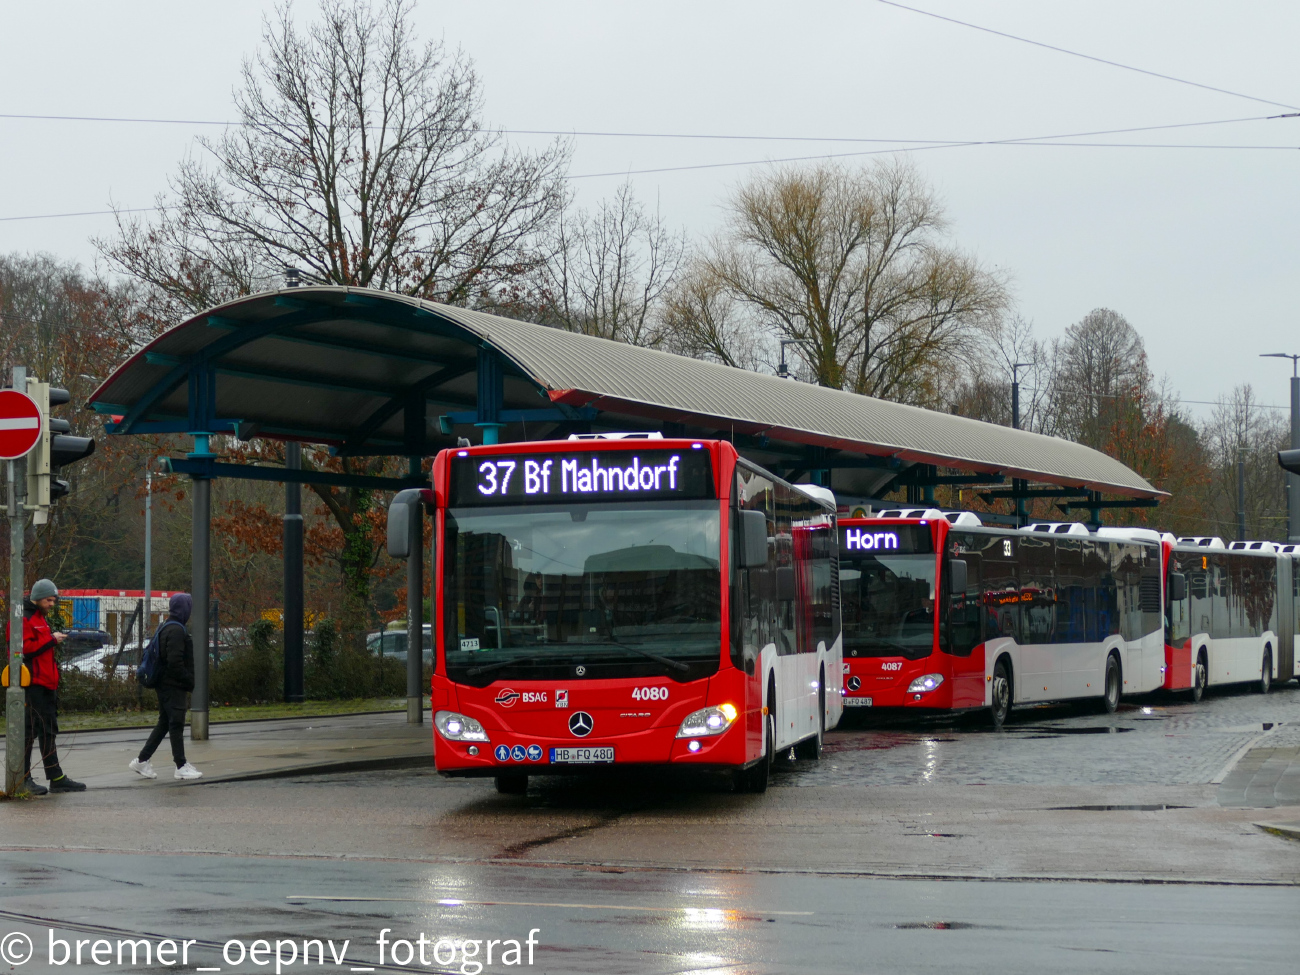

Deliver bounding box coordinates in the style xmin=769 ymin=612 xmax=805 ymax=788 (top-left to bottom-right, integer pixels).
xmin=443 ymin=501 xmax=722 ymax=685
xmin=841 ymin=554 xmax=938 ymax=660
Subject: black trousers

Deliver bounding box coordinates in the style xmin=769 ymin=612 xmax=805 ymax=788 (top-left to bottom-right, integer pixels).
xmin=24 ymin=685 xmax=64 ymax=781
xmin=138 ymin=685 xmax=189 ymax=766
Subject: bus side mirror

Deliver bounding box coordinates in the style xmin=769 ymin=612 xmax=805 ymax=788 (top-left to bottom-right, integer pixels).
xmin=1168 ymin=571 xmax=1187 ymax=602
xmin=737 ymin=509 xmax=769 ymax=568
xmin=387 ymin=488 xmax=427 ymax=559
xmin=949 ymin=559 xmax=968 ymax=596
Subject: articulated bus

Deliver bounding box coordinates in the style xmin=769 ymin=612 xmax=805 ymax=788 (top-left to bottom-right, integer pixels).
xmin=1163 ymin=536 xmax=1298 ymax=697
xmin=414 ymin=434 xmax=842 ymax=793
xmin=838 ymin=509 xmax=1168 ymax=727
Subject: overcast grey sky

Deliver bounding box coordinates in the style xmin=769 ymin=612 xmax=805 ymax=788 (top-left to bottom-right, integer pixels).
xmin=2 ymin=1 xmax=1297 ymax=419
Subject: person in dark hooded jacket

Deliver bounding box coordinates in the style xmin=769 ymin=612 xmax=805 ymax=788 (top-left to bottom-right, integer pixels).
xmin=129 ymin=593 xmax=202 ymax=780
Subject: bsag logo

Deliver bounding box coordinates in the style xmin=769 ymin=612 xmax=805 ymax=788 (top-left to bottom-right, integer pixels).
xmin=521 ymin=691 xmax=548 ymax=703
xmin=556 ymin=689 xmax=569 ymax=708
xmin=495 ymin=688 xmax=521 ymax=708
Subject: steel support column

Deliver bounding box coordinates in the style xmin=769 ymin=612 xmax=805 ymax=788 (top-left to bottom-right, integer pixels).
xmin=1291 ymin=374 xmax=1299 ymax=542
xmin=190 ymin=471 xmax=211 ymax=740
xmin=5 ymin=366 xmax=27 ymax=794
xmin=283 ymin=441 xmax=304 ymax=703
xmin=406 ymin=460 xmax=424 ymax=725
xmin=475 ymin=347 xmax=504 ymax=445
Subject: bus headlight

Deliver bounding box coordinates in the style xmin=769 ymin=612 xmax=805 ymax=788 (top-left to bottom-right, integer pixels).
xmin=434 ymin=710 xmax=489 ymax=742
xmin=676 ymin=703 xmax=738 ymax=738
xmin=907 ymin=674 xmax=944 ymax=694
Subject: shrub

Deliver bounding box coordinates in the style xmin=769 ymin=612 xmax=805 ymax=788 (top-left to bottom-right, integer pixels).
xmin=211 ymin=618 xmax=282 ymax=705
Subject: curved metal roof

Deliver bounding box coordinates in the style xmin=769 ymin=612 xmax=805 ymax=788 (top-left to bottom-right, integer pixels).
xmin=87 ymin=286 xmax=1164 ymax=499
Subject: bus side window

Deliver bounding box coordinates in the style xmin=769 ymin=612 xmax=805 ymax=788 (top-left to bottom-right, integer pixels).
xmin=980 ymin=537 xmax=1019 ymax=643
xmin=944 ymin=538 xmax=981 ymax=656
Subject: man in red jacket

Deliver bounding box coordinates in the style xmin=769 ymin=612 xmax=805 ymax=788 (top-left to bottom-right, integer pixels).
xmin=19 ymin=579 xmax=85 ymax=794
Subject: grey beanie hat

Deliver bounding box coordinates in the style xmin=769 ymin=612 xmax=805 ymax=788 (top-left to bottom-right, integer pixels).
xmin=29 ymin=579 xmax=58 ymax=601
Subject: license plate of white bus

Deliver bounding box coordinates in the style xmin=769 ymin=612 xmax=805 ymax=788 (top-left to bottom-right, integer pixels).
xmin=549 ymin=746 xmax=615 ymax=764
xmin=843 ymin=697 xmax=873 ymax=708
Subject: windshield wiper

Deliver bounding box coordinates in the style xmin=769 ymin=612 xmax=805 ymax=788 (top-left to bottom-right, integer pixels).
xmin=464 ymin=652 xmax=556 ymax=678
xmin=464 ymin=643 xmax=690 ymax=678
xmin=607 ymin=641 xmax=690 ymax=674
xmin=863 ymin=638 xmax=915 ymax=653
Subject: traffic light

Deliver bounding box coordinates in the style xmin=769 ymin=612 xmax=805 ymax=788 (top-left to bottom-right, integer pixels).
xmin=25 ymin=379 xmax=95 ymax=523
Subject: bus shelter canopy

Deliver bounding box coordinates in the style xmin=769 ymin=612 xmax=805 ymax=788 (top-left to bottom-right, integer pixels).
xmin=87 ymin=286 xmax=1164 ymax=502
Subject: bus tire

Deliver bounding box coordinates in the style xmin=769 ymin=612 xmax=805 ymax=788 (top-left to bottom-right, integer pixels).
xmin=1190 ymin=651 xmax=1207 ymax=702
xmin=990 ymin=658 xmax=1012 ymax=730
xmin=494 ymin=773 xmax=528 ymax=795
xmin=1101 ymin=653 xmax=1121 ymax=713
xmin=795 ymin=676 xmax=825 ymax=760
xmin=1259 ymin=649 xmax=1272 ymax=695
xmin=735 ymin=710 xmax=774 ymax=794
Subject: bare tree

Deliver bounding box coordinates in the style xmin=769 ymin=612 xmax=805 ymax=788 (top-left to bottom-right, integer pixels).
xmin=1201 ymin=385 xmax=1290 ymax=540
xmin=98 ymin=0 xmax=569 ymax=318
xmin=96 ymin=0 xmax=570 ymax=638
xmin=659 ymin=264 xmax=771 ymax=370
xmin=1048 ymin=308 xmax=1149 ymax=447
xmin=535 ymin=182 xmax=686 ymax=346
xmin=677 ymin=160 xmax=1008 ymax=402
xmin=945 ymin=316 xmax=1051 ymax=429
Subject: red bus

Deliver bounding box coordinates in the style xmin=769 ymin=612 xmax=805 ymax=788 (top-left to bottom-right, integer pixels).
xmin=1163 ymin=536 xmax=1298 ymax=698
xmin=838 ymin=510 xmax=1168 ymax=727
xmin=411 ymin=434 xmax=843 ymax=793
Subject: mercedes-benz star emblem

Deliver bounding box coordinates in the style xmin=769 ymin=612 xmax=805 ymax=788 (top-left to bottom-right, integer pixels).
xmin=568 ymin=711 xmax=594 ymax=737
xmin=575 ymin=665 xmax=587 ymax=677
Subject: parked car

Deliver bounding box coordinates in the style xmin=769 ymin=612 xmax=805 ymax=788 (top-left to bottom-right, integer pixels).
xmin=62 ymin=641 xmax=130 ymax=676
xmin=365 ymin=625 xmax=432 ymax=666
xmin=62 ymin=629 xmax=110 ymax=654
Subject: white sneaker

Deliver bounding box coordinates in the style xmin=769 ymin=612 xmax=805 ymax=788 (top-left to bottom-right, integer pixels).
xmin=174 ymin=763 xmax=203 ymax=780
xmin=128 ymin=758 xmax=157 ymax=779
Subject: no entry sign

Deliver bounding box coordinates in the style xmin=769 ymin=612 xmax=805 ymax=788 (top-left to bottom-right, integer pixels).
xmin=0 ymin=388 xmax=43 ymax=460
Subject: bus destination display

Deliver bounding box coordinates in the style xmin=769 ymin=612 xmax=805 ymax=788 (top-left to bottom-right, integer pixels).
xmin=839 ymin=524 xmax=933 ymax=555
xmin=450 ymin=448 xmax=715 ymax=505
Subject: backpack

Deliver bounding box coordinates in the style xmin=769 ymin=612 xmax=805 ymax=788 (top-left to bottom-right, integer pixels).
xmin=138 ymin=620 xmax=183 ymax=688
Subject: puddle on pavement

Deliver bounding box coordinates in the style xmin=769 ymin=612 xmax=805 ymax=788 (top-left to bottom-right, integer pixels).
xmin=1215 ymin=723 xmax=1281 ymax=733
xmin=1047 ymin=804 xmax=1189 ymax=811
xmin=895 ymin=921 xmax=984 ymax=930
xmin=1011 ymin=726 xmax=1133 ymax=735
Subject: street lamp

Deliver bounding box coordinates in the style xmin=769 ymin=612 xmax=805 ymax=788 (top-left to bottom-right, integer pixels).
xmin=1010 ymin=363 xmax=1032 ymax=431
xmin=1260 ymin=353 xmax=1300 ymax=541
xmin=777 ymin=340 xmax=800 ymax=380
xmin=1010 ymin=363 xmax=1031 ymax=526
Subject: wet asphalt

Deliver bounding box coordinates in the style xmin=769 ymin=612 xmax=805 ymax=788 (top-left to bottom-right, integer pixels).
xmin=1 ymin=850 xmax=1297 ymax=974
xmin=2 ymin=683 xmax=1299 ymax=973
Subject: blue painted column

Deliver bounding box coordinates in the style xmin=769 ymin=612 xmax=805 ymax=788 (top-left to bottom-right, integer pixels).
xmin=188 ymin=434 xmax=213 ymax=741
xmin=475 ymin=347 xmax=505 ymax=445
xmin=187 ymin=365 xmax=217 ymax=740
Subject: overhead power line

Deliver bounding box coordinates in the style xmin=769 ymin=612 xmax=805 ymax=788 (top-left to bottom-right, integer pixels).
xmin=0 ymin=111 xmax=1281 ymax=144
xmin=2 ymin=115 xmax=1295 ymax=222
xmin=875 ymin=0 xmax=1300 ymax=112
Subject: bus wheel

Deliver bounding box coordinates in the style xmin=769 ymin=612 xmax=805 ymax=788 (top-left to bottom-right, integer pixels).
xmin=1101 ymin=654 xmax=1121 ymax=714
xmin=795 ymin=680 xmax=826 ymax=760
xmin=990 ymin=659 xmax=1012 ymax=730
xmin=1190 ymin=653 xmax=1207 ymax=703
xmin=494 ymin=773 xmax=528 ymax=795
xmin=735 ymin=711 xmax=774 ymax=793
xmin=1259 ymin=650 xmax=1272 ymax=695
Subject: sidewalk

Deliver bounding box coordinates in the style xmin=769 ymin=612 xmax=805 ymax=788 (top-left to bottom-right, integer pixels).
xmin=4 ymin=710 xmax=433 ymax=790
